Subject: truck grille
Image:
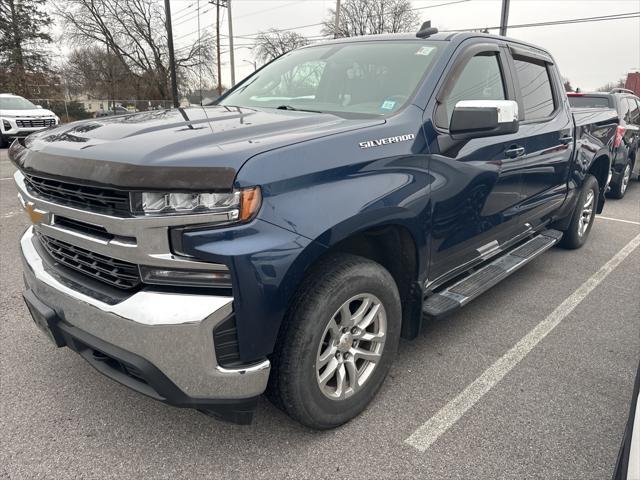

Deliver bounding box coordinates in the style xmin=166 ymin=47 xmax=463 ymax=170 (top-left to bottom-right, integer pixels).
xmin=24 ymin=174 xmax=131 ymax=215
xmin=37 ymin=233 xmax=141 ymax=290
xmin=16 ymin=118 xmax=56 ymax=128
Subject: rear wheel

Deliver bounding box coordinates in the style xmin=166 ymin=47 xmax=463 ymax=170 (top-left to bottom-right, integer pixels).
xmin=267 ymin=253 xmax=401 ymax=429
xmin=559 ymin=174 xmax=599 ymax=249
xmin=609 ymin=162 xmax=631 ymax=199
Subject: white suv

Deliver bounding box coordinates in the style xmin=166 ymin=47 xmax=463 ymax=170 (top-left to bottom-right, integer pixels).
xmin=0 ymin=94 xmax=59 ymax=147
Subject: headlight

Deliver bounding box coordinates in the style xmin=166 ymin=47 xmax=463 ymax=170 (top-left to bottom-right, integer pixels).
xmin=131 ymin=186 xmax=262 ymax=222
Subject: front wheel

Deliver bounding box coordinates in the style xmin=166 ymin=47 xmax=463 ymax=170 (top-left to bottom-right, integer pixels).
xmin=267 ymin=253 xmax=401 ymax=429
xmin=559 ymin=174 xmax=599 ymax=249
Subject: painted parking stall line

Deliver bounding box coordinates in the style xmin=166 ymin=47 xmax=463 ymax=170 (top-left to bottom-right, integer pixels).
xmin=598 ymin=216 xmax=640 ymax=226
xmin=405 ymin=232 xmax=640 ymax=452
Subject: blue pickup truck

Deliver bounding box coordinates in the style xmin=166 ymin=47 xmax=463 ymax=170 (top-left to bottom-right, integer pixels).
xmin=11 ymin=26 xmax=618 ymax=428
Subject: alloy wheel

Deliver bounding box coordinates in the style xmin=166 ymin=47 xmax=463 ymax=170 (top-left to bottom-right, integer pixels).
xmin=315 ymin=293 xmax=387 ymax=400
xmin=578 ymin=190 xmax=594 ymax=237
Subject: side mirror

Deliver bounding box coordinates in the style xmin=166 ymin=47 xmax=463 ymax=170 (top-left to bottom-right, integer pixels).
xmin=36 ymin=105 xmax=43 ymax=109
xmin=450 ymin=100 xmax=519 ymax=139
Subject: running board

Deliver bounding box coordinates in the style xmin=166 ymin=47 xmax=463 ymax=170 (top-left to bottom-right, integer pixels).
xmin=423 ymin=229 xmax=563 ymax=318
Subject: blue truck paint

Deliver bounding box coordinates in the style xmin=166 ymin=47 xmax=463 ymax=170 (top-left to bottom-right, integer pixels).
xmin=12 ymin=32 xmax=620 ymax=410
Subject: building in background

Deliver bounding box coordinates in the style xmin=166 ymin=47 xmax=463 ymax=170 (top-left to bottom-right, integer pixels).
xmin=625 ymin=72 xmax=640 ymax=96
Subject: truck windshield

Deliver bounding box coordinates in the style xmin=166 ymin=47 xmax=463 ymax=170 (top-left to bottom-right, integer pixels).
xmin=0 ymin=96 xmax=38 ymax=110
xmin=218 ymin=40 xmax=442 ymax=116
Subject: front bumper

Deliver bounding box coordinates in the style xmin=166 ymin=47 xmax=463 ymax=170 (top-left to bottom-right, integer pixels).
xmin=20 ymin=227 xmax=270 ymax=423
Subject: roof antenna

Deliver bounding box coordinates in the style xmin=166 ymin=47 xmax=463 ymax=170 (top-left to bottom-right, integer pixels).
xmin=416 ymin=20 xmax=438 ymax=38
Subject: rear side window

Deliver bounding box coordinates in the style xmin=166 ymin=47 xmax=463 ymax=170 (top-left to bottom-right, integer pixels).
xmin=514 ymin=58 xmax=555 ymax=120
xmin=567 ymin=95 xmax=612 ymax=108
xmin=619 ymin=98 xmax=630 ymax=121
xmin=625 ymin=98 xmax=639 ymax=124
xmin=440 ymin=53 xmax=506 ymax=127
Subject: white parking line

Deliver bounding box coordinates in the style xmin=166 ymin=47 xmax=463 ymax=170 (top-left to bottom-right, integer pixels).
xmin=599 ymin=216 xmax=640 ymax=226
xmin=1 ymin=211 xmax=21 ymax=219
xmin=405 ymin=232 xmax=640 ymax=452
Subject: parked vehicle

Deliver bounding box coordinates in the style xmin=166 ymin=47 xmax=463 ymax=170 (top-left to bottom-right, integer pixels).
xmin=0 ymin=94 xmax=59 ymax=148
xmin=613 ymin=361 xmax=640 ymax=480
xmin=568 ymin=88 xmax=640 ymax=198
xmin=11 ymin=27 xmax=618 ymax=428
xmin=93 ymin=105 xmax=135 ymax=118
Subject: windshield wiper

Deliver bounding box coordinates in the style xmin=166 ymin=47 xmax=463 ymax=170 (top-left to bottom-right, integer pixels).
xmin=275 ymin=105 xmax=322 ymax=113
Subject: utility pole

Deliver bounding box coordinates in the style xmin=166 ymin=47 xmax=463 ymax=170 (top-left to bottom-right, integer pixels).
xmin=164 ymin=0 xmax=180 ymax=108
xmin=227 ymin=0 xmax=235 ymax=87
xmin=334 ymin=0 xmax=341 ymax=39
xmin=499 ymin=0 xmax=510 ymax=36
xmin=215 ymin=1 xmax=222 ymax=96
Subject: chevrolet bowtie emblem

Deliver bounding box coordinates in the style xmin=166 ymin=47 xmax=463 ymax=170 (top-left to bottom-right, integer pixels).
xmin=24 ymin=201 xmax=46 ymax=225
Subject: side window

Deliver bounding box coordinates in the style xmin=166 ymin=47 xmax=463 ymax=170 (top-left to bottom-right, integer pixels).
xmin=625 ymin=98 xmax=639 ymax=124
xmin=619 ymin=98 xmax=630 ymax=122
xmin=513 ymin=58 xmax=555 ymax=120
xmin=440 ymin=53 xmax=506 ymax=127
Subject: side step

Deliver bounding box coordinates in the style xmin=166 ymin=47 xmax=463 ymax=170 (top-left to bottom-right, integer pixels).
xmin=423 ymin=229 xmax=563 ymax=318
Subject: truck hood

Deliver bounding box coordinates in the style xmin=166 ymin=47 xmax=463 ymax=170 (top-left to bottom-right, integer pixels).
xmin=1 ymin=108 xmax=57 ymax=118
xmin=10 ymin=106 xmax=384 ymax=191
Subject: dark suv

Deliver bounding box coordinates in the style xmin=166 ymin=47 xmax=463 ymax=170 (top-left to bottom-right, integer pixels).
xmin=568 ymin=89 xmax=640 ymax=198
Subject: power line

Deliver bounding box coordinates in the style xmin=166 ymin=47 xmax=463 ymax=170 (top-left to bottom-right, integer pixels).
xmin=444 ymin=11 xmax=640 ymax=32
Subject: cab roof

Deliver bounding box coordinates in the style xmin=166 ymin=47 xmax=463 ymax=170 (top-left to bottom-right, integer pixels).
xmin=306 ymin=31 xmax=553 ymax=59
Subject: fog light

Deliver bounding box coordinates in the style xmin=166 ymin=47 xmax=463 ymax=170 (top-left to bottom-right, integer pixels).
xmin=140 ymin=265 xmax=232 ymax=288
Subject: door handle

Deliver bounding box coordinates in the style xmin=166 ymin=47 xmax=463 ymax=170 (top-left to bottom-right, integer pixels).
xmin=504 ymin=145 xmax=525 ymax=158
xmin=559 ymin=135 xmax=573 ymax=145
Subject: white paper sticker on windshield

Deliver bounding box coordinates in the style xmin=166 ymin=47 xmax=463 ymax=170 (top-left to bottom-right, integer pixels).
xmin=415 ymin=46 xmax=435 ymax=56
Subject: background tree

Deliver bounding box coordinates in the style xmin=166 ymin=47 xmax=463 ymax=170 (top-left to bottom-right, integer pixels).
xmin=54 ymin=0 xmax=215 ymax=100
xmin=253 ymin=29 xmax=309 ymax=63
xmin=0 ymin=0 xmax=60 ymax=96
xmin=63 ymin=46 xmax=135 ymax=100
xmin=596 ymin=78 xmax=625 ymax=92
xmin=563 ymin=78 xmax=573 ymax=92
xmin=322 ymin=0 xmax=420 ymax=38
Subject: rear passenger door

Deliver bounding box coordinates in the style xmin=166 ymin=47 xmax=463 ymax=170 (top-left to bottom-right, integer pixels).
xmin=506 ymin=46 xmax=574 ymax=227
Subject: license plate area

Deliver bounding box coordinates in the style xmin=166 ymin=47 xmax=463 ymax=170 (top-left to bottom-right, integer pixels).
xmin=22 ymin=289 xmax=66 ymax=347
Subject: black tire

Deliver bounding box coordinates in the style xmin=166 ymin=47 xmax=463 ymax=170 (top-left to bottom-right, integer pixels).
xmin=559 ymin=174 xmax=599 ymax=249
xmin=609 ymin=161 xmax=631 ymax=199
xmin=267 ymin=252 xmax=401 ymax=429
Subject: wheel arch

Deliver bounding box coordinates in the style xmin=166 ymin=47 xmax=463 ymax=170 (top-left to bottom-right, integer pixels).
xmin=587 ymin=152 xmax=611 ymax=213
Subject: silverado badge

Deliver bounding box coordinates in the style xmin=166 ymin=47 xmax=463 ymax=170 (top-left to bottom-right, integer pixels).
xmin=359 ymin=133 xmax=415 ymax=149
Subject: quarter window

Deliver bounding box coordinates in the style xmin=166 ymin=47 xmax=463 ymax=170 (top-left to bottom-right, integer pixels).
xmin=440 ymin=53 xmax=506 ymax=127
xmin=514 ymin=58 xmax=555 ymax=120
xmin=625 ymin=98 xmax=639 ymax=124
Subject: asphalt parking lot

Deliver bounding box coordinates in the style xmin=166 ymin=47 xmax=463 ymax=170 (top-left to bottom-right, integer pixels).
xmin=1 ymin=147 xmax=638 ymax=480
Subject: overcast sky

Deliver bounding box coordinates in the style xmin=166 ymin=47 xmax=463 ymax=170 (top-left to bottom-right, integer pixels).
xmin=168 ymin=0 xmax=639 ymax=92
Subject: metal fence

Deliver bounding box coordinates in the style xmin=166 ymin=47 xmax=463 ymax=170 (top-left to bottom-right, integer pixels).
xmin=27 ymin=98 xmax=174 ymax=123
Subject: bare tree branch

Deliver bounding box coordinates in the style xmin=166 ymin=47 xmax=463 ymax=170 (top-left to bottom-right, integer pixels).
xmin=322 ymin=0 xmax=420 ymax=38
xmin=253 ymin=29 xmax=309 ymax=63
xmin=54 ymin=0 xmax=215 ymax=99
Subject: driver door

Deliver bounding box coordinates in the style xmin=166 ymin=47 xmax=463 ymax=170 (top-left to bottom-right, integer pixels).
xmin=425 ymin=43 xmax=530 ymax=284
